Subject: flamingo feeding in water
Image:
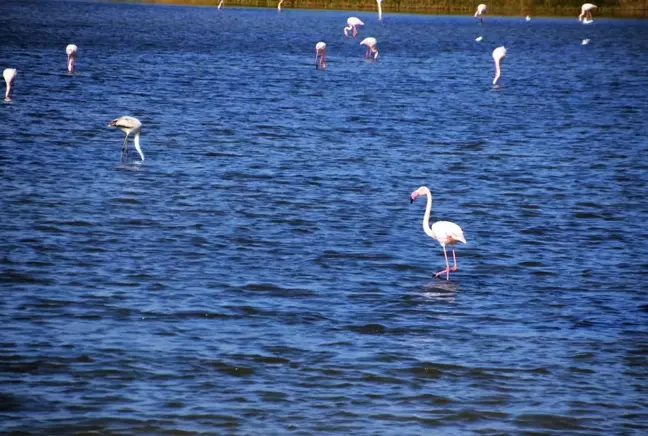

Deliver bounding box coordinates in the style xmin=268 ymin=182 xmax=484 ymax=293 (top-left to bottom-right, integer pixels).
xmin=410 ymin=186 xmax=466 ymax=280
xmin=474 ymin=4 xmax=487 ymax=23
xmin=377 ymin=0 xmax=383 ymax=21
xmin=492 ymin=46 xmax=507 ymax=86
xmin=315 ymin=41 xmax=326 ymax=69
xmin=579 ymin=3 xmax=597 ymax=22
xmin=344 ymin=17 xmax=364 ymax=38
xmin=277 ymin=0 xmax=283 ymax=12
xmin=66 ymin=44 xmax=78 ymax=73
xmin=360 ymin=37 xmax=379 ymax=60
xmin=108 ymin=116 xmax=144 ymax=162
xmin=3 ymin=68 xmax=17 ymax=101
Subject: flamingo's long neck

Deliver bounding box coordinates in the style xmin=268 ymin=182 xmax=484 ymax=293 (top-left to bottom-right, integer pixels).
xmin=67 ymin=56 xmax=75 ymax=73
xmin=493 ymin=59 xmax=501 ymax=85
xmin=4 ymin=81 xmax=10 ymax=100
xmin=422 ymin=190 xmax=435 ymax=239
xmin=133 ymin=132 xmax=144 ymax=161
xmin=377 ymin=3 xmax=382 ymax=20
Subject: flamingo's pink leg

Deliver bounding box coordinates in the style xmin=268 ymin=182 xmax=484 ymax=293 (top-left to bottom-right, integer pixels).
xmin=434 ymin=246 xmax=451 ymax=280
xmin=353 ymin=27 xmax=357 ymax=37
xmin=451 ymin=246 xmax=458 ymax=271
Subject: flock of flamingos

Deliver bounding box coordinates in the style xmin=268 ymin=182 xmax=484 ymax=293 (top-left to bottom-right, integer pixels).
xmin=1 ymin=2 xmax=599 ymax=280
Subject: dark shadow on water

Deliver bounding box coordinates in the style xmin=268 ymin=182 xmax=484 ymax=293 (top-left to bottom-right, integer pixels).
xmin=421 ymin=280 xmax=459 ymax=300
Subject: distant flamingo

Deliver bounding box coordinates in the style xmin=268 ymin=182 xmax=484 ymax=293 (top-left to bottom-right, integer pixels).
xmin=475 ymin=36 xmax=483 ymax=42
xmin=217 ymin=0 xmax=224 ymax=10
xmin=377 ymin=0 xmax=383 ymax=21
xmin=66 ymin=44 xmax=78 ymax=73
xmin=108 ymin=116 xmax=144 ymax=162
xmin=360 ymin=37 xmax=379 ymax=60
xmin=277 ymin=0 xmax=283 ymax=12
xmin=492 ymin=46 xmax=507 ymax=86
xmin=526 ymin=15 xmax=531 ymax=21
xmin=582 ymin=38 xmax=591 ymax=45
xmin=315 ymin=41 xmax=326 ymax=69
xmin=410 ymin=186 xmax=466 ymax=280
xmin=474 ymin=4 xmax=487 ymax=23
xmin=3 ymin=68 xmax=17 ymax=101
xmin=344 ymin=17 xmax=364 ymax=38
xmin=579 ymin=3 xmax=597 ymax=22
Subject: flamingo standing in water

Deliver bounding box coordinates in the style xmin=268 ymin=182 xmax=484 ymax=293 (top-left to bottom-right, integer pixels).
xmin=3 ymin=68 xmax=17 ymax=101
xmin=217 ymin=0 xmax=224 ymax=10
xmin=410 ymin=186 xmax=466 ymax=280
xmin=492 ymin=46 xmax=507 ymax=86
xmin=277 ymin=0 xmax=283 ymax=12
xmin=579 ymin=3 xmax=597 ymax=23
xmin=344 ymin=17 xmax=364 ymax=38
xmin=360 ymin=37 xmax=379 ymax=60
xmin=474 ymin=4 xmax=487 ymax=23
xmin=108 ymin=116 xmax=144 ymax=162
xmin=66 ymin=44 xmax=78 ymax=73
xmin=315 ymin=42 xmax=326 ymax=69
xmin=377 ymin=0 xmax=383 ymax=21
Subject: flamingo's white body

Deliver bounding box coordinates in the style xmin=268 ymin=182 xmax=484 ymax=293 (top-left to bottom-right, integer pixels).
xmin=66 ymin=44 xmax=78 ymax=73
xmin=492 ymin=46 xmax=507 ymax=86
xmin=315 ymin=41 xmax=326 ymax=69
xmin=3 ymin=68 xmax=17 ymax=101
xmin=108 ymin=116 xmax=144 ymax=162
xmin=360 ymin=37 xmax=379 ymax=60
xmin=474 ymin=4 xmax=486 ymax=23
xmin=579 ymin=3 xmax=597 ymax=22
xmin=475 ymin=36 xmax=483 ymax=42
xmin=582 ymin=38 xmax=591 ymax=45
xmin=377 ymin=0 xmax=383 ymax=21
xmin=410 ymin=186 xmax=466 ymax=280
xmin=344 ymin=17 xmax=364 ymax=38
xmin=217 ymin=0 xmax=224 ymax=10
xmin=277 ymin=0 xmax=283 ymax=12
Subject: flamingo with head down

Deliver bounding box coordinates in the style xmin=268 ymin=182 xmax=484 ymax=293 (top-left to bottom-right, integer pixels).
xmin=66 ymin=44 xmax=78 ymax=73
xmin=3 ymin=68 xmax=17 ymax=101
xmin=344 ymin=17 xmax=364 ymax=38
xmin=492 ymin=46 xmax=507 ymax=86
xmin=108 ymin=116 xmax=144 ymax=162
xmin=579 ymin=3 xmax=597 ymax=22
xmin=410 ymin=186 xmax=466 ymax=280
xmin=315 ymin=42 xmax=326 ymax=69
xmin=474 ymin=4 xmax=486 ymax=23
xmin=360 ymin=37 xmax=378 ymax=60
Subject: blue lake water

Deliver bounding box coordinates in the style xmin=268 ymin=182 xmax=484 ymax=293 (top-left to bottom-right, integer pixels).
xmin=1 ymin=0 xmax=647 ymax=433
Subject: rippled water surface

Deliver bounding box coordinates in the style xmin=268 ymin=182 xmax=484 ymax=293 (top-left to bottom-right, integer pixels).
xmin=1 ymin=1 xmax=648 ymax=433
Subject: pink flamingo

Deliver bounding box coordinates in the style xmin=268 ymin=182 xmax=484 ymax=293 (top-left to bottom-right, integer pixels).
xmin=108 ymin=116 xmax=144 ymax=162
xmin=492 ymin=46 xmax=507 ymax=86
xmin=579 ymin=3 xmax=597 ymax=22
xmin=66 ymin=44 xmax=78 ymax=73
xmin=315 ymin=41 xmax=326 ymax=69
xmin=474 ymin=4 xmax=487 ymax=24
xmin=410 ymin=186 xmax=466 ymax=280
xmin=344 ymin=17 xmax=364 ymax=38
xmin=360 ymin=37 xmax=378 ymax=60
xmin=3 ymin=68 xmax=17 ymax=101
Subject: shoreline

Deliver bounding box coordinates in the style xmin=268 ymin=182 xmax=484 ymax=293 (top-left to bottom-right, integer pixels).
xmin=108 ymin=0 xmax=648 ymax=18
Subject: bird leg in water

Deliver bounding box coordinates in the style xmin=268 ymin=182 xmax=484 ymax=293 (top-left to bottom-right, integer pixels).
xmin=121 ymin=135 xmax=129 ymax=161
xmin=451 ymin=246 xmax=458 ymax=271
xmin=434 ymin=246 xmax=451 ymax=280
